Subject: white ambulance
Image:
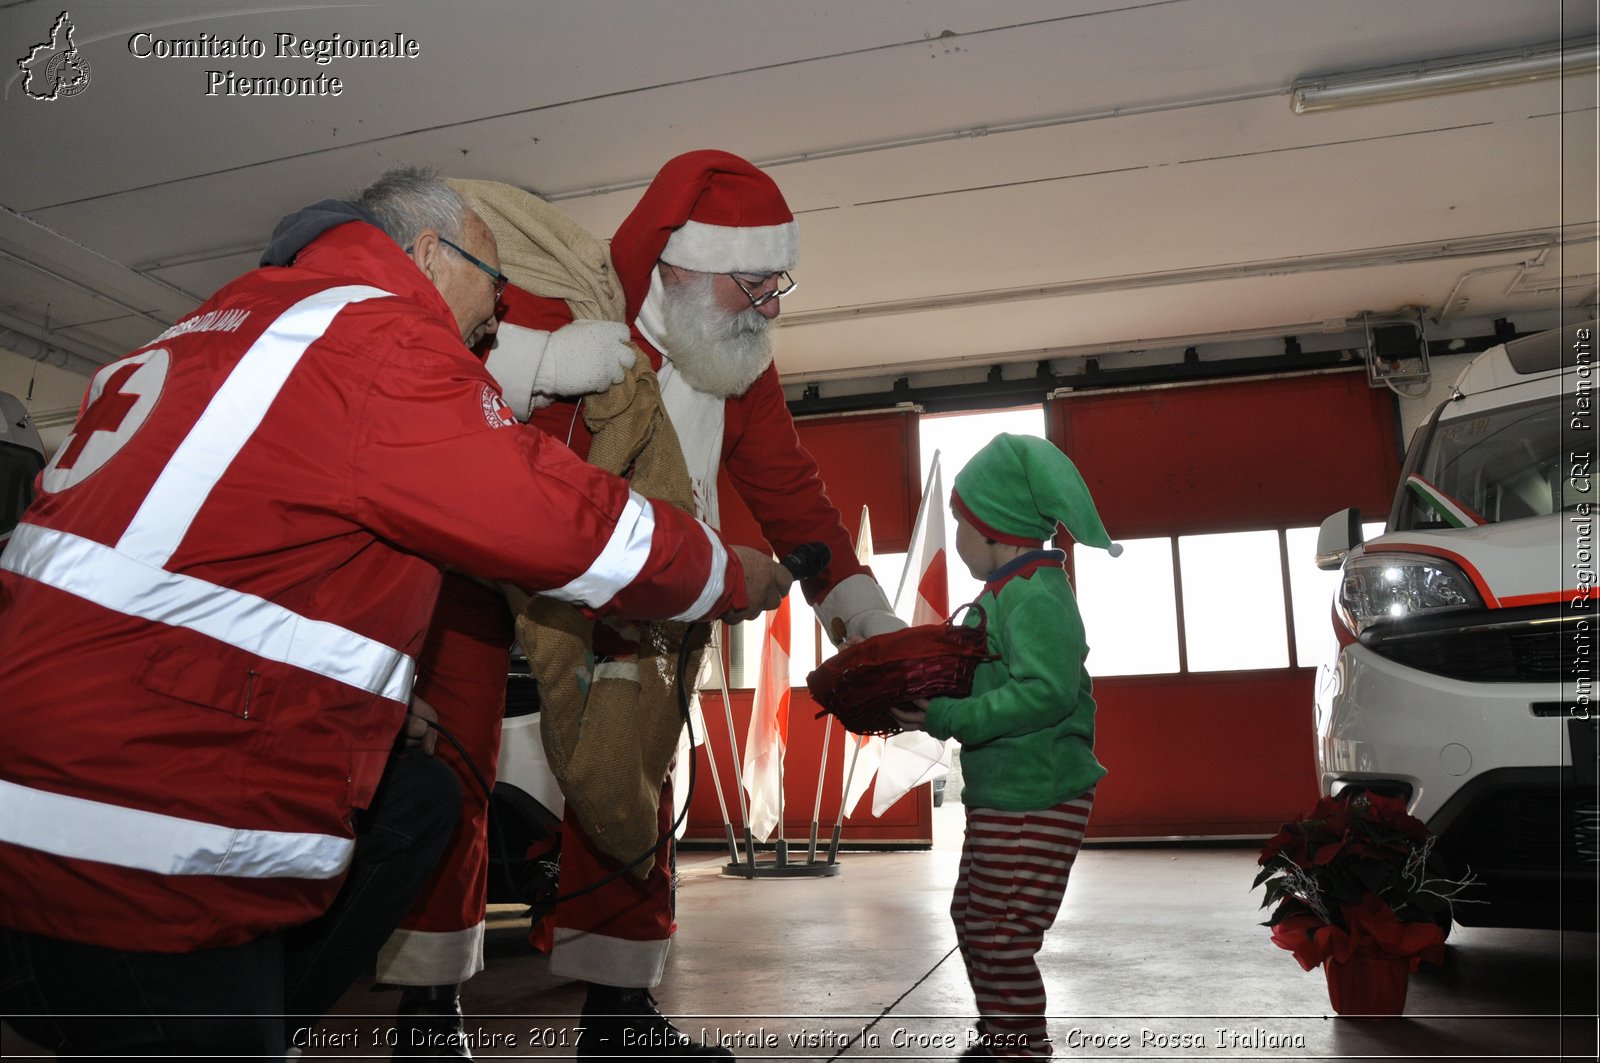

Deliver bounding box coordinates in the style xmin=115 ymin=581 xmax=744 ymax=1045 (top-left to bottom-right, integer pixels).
xmin=1314 ymin=318 xmax=1596 ymax=931
xmin=0 ymin=392 xmax=45 ymax=549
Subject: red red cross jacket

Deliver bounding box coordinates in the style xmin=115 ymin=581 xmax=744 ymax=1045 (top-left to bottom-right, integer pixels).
xmin=0 ymin=222 xmax=745 ymax=952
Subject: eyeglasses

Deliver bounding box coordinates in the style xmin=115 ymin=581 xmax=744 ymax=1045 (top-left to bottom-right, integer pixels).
xmin=409 ymin=236 xmax=509 ymax=299
xmin=728 ymin=271 xmax=796 ymax=309
xmin=439 ymin=237 xmax=510 ymax=299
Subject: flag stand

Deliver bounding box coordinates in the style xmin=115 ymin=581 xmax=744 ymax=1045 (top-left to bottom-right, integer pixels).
xmin=719 ymin=614 xmax=842 ymax=880
xmin=723 ymin=704 xmax=842 ymax=879
xmin=717 ymin=490 xmax=919 ymax=880
xmin=721 ymin=838 xmax=843 ymax=879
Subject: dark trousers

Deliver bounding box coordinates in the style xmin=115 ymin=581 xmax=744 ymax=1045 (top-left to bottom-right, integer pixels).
xmin=1 ymin=752 xmax=461 ymax=1058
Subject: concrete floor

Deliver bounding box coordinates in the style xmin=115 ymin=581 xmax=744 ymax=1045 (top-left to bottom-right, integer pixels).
xmin=6 ymin=802 xmax=1597 ymax=1060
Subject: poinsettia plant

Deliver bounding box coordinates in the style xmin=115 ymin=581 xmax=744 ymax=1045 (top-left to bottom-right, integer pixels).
xmin=1253 ymin=791 xmax=1478 ymax=972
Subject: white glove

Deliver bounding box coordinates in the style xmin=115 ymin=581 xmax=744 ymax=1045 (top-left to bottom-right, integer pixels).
xmin=532 ymin=320 xmax=633 ymax=402
xmin=483 ymin=322 xmax=550 ymax=422
xmin=848 ymin=607 xmax=907 ymax=642
xmin=484 ymin=320 xmax=634 ymax=422
xmin=816 ymin=572 xmax=907 ymax=646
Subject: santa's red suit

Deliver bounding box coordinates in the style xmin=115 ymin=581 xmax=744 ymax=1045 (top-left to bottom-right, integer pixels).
xmin=540 ymin=301 xmax=878 ymax=986
xmin=556 ymin=151 xmax=908 ymax=998
xmin=377 ymin=154 xmax=903 ymax=1011
xmin=0 ymin=219 xmax=747 ymax=954
xmin=553 ymin=152 xmax=908 ymax=992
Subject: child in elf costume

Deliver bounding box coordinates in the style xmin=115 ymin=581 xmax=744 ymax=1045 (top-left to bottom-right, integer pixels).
xmin=891 ymin=433 xmax=1120 ymax=1060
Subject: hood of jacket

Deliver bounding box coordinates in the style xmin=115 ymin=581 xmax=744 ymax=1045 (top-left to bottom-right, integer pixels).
xmin=259 ymin=200 xmax=458 ymax=334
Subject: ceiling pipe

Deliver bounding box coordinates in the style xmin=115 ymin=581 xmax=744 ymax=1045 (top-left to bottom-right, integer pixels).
xmin=0 ymin=315 xmax=114 ymax=378
xmin=1290 ymin=40 xmax=1600 ymax=113
xmin=777 ymin=232 xmax=1561 ymax=331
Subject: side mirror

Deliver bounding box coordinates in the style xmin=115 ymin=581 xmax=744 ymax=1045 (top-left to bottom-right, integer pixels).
xmin=1315 ymin=508 xmax=1363 ymax=571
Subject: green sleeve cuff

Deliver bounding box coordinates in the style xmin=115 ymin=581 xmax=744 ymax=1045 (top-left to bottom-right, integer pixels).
xmin=922 ymin=696 xmax=956 ymax=741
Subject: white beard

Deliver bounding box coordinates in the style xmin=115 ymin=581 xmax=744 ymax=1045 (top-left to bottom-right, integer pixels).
xmin=655 ymin=272 xmax=774 ymax=399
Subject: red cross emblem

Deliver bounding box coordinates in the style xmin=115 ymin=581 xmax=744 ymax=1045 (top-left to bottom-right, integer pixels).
xmin=42 ymin=348 xmax=169 ymax=492
xmin=54 ymin=360 xmax=145 ymax=471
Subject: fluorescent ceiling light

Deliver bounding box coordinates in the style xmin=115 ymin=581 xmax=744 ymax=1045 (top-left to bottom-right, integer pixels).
xmin=1291 ymin=40 xmax=1599 ymax=113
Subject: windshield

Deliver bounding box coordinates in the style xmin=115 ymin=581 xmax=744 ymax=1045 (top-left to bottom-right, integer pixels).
xmin=1394 ymin=395 xmax=1575 ymax=530
xmin=1 ymin=442 xmax=43 ymax=539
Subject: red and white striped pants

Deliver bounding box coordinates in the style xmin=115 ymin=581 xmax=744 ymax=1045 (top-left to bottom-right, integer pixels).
xmin=951 ymin=790 xmax=1094 ymax=1059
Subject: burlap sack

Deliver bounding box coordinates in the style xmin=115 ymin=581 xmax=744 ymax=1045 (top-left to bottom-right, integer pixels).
xmin=451 ymin=179 xmax=708 ymax=876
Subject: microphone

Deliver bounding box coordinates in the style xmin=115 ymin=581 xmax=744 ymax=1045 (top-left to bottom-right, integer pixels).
xmin=779 ymin=542 xmax=830 ymax=582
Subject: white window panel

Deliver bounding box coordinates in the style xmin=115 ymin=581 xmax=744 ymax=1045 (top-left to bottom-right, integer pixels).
xmin=1179 ymin=530 xmax=1289 ymax=672
xmin=1073 ymin=536 xmax=1180 ymax=677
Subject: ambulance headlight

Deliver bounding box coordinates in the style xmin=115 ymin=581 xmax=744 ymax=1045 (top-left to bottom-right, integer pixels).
xmin=1336 ymin=553 xmax=1482 ymax=637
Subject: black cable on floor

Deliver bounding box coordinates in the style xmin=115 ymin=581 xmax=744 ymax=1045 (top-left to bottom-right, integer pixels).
xmin=825 ymin=943 xmax=962 ymax=1063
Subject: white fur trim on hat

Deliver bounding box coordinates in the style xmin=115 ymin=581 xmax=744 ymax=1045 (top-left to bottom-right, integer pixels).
xmin=660 ymin=218 xmax=798 ymax=275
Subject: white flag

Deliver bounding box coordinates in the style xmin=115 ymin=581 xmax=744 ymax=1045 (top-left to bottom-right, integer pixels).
xmin=873 ymin=454 xmax=954 ymax=817
xmin=839 ymin=506 xmax=883 ymax=816
xmin=742 ymin=595 xmax=792 ymax=841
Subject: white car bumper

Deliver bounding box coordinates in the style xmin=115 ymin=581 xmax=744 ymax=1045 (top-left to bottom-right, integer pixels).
xmin=1315 ymin=641 xmax=1577 ymax=827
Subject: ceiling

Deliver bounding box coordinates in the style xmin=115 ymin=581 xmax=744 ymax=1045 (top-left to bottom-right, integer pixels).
xmin=2 ymin=0 xmax=1597 ymax=438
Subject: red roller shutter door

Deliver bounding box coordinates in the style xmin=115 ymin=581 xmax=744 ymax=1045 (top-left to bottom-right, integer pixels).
xmin=1048 ymin=370 xmax=1401 ymax=836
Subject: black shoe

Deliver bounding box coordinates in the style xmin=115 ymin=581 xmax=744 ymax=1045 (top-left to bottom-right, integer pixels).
xmin=394 ymin=984 xmax=473 ymax=1059
xmin=578 ymin=984 xmax=733 ymax=1059
xmin=957 ymin=1026 xmax=993 ymax=1059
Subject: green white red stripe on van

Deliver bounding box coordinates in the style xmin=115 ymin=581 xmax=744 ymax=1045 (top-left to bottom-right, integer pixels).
xmin=1404 ymin=474 xmax=1485 ymax=528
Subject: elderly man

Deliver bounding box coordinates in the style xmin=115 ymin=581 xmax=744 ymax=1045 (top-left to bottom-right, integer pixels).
xmin=0 ymin=167 xmax=788 ymax=1059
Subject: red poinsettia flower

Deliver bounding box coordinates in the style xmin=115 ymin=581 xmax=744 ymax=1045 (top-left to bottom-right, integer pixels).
xmin=1254 ymin=790 xmax=1474 ymax=971
xmin=1360 ymin=791 xmax=1432 ymax=844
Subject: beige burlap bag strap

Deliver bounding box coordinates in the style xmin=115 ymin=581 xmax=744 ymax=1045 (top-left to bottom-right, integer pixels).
xmin=451 ymin=179 xmax=709 ymax=875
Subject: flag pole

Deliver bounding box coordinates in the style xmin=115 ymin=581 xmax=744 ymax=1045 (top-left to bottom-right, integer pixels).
xmin=774 ymin=722 xmax=788 ymax=868
xmin=855 ymin=453 xmax=948 ymax=828
xmin=827 ymin=733 xmax=865 ymax=864
xmin=822 ymin=502 xmax=878 ymax=864
xmin=809 ymin=710 xmax=833 ymax=862
xmin=696 ymin=623 xmax=742 ymax=866
xmin=713 ymin=622 xmax=759 ymax=869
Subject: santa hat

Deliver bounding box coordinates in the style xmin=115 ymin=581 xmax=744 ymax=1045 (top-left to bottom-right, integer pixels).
xmin=951 ymin=434 xmax=1123 ymax=556
xmin=611 ymin=149 xmax=798 ymax=323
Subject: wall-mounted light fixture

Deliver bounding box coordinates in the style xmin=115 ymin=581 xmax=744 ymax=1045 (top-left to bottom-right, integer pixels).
xmin=1290 ymin=40 xmax=1599 ymax=114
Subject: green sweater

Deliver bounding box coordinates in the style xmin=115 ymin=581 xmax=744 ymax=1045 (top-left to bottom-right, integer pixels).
xmin=923 ymin=551 xmax=1106 ymax=811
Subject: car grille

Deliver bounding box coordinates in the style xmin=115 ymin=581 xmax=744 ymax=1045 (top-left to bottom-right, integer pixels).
xmin=1362 ymin=605 xmax=1571 ymax=683
xmin=1442 ymin=787 xmax=1600 ymax=872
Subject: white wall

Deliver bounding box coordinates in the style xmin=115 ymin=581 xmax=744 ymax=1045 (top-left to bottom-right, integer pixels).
xmin=0 ymin=348 xmax=89 ymax=457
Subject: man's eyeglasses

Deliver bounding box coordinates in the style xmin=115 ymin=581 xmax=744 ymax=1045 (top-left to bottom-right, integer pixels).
xmin=409 ymin=236 xmax=509 ymax=299
xmin=440 ymin=237 xmax=510 ymax=299
xmin=729 ymin=271 xmax=796 ymax=309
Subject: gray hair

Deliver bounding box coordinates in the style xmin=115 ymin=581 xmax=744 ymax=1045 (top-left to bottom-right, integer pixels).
xmin=354 ymin=167 xmax=466 ymax=247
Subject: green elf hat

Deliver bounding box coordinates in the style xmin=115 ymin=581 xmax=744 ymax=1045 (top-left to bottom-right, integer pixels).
xmin=950 ymin=434 xmax=1123 ymax=557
